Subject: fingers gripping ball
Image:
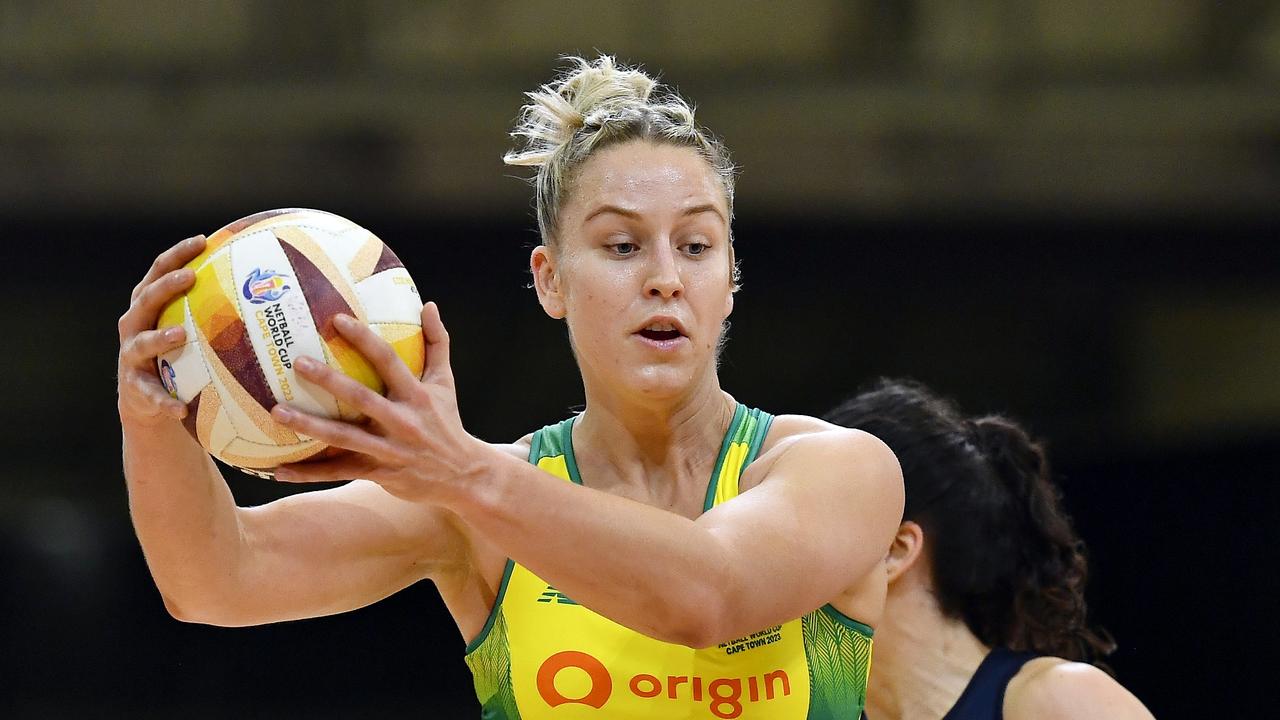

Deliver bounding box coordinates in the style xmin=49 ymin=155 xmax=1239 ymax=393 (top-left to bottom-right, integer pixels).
xmin=154 ymin=209 xmax=425 ymax=477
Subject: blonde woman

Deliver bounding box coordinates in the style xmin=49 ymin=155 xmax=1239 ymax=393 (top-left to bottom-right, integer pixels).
xmin=117 ymin=56 xmax=902 ymax=719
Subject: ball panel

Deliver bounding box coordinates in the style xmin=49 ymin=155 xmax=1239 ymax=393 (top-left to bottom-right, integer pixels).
xmin=372 ymin=243 xmax=405 ymax=275
xmin=322 ymin=334 xmax=383 ymax=395
xmin=220 ymin=436 xmax=327 ymax=469
xmin=325 ymin=226 xmax=379 ymax=273
xmin=374 ymin=322 xmax=427 ymax=379
xmin=208 ymin=312 xmax=277 ymax=414
xmin=277 ymin=232 xmax=362 ymax=332
xmin=220 ymin=208 xmax=299 ymax=236
xmin=333 ymin=396 xmax=364 ymax=424
xmin=275 ymin=231 xmax=388 ymax=407
xmin=211 ymin=323 xmax=268 ymax=395
xmin=188 ymin=208 xmax=297 ymax=273
xmin=229 ymin=229 xmax=337 ymax=420
xmin=272 ymin=218 xmax=371 ymax=281
xmin=191 ymin=386 xmax=218 ymax=449
xmin=274 ymin=227 xmax=364 ymax=320
xmin=156 ymin=296 xmax=186 ymax=332
xmin=346 ymin=234 xmax=384 ymax=282
xmin=181 ymin=390 xmax=202 ymax=442
xmin=207 ymin=394 xmax=240 ymax=455
xmin=198 ymin=320 xmax=297 ymax=446
xmin=157 ymin=299 xmax=213 ymax=403
xmin=356 ymin=267 xmax=423 ymax=325
xmin=257 ymin=208 xmax=357 ymax=237
xmin=187 ymin=250 xmax=241 ymax=352
xmin=222 ymin=444 xmax=341 ymax=479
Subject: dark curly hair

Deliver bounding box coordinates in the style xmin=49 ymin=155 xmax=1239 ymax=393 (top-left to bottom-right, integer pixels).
xmin=824 ymin=378 xmax=1116 ymax=665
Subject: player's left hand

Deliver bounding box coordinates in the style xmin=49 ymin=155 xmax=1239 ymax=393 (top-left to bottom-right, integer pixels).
xmin=269 ymin=302 xmax=491 ymax=504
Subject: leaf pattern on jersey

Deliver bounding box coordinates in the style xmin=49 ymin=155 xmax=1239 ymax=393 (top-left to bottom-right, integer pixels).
xmin=464 ymin=609 xmax=521 ymax=720
xmin=802 ymin=608 xmax=873 ymax=719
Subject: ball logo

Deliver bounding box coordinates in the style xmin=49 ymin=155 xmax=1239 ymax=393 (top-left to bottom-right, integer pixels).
xmin=242 ymin=268 xmax=292 ymax=304
xmin=159 ymin=359 xmax=178 ymax=398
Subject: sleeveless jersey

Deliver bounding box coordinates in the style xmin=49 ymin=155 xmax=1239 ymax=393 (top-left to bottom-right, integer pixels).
xmin=942 ymin=648 xmax=1040 ymax=720
xmin=464 ymin=404 xmax=875 ymax=719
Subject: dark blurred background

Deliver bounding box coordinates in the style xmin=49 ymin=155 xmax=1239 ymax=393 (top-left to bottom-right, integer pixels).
xmin=3 ymin=1 xmax=1278 ymax=717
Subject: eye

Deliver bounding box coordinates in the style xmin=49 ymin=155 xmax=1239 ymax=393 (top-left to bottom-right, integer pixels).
xmin=610 ymin=242 xmax=638 ymax=256
xmin=684 ymin=241 xmax=709 ymax=256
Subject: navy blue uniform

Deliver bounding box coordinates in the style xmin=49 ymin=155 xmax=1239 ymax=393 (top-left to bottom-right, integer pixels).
xmin=943 ymin=648 xmax=1039 ymax=720
xmin=863 ymin=648 xmax=1040 ymax=720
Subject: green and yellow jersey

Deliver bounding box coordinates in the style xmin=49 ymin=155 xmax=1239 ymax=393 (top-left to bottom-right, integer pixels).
xmin=465 ymin=404 xmax=873 ymax=719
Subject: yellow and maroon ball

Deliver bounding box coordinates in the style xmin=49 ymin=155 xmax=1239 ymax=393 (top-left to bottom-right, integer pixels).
xmin=155 ymin=208 xmax=425 ymax=477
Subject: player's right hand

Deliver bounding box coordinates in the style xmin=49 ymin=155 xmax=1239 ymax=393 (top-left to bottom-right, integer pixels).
xmin=117 ymin=235 xmax=206 ymax=428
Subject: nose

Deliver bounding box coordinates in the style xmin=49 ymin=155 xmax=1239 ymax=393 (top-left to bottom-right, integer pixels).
xmin=643 ymin=241 xmax=683 ymax=299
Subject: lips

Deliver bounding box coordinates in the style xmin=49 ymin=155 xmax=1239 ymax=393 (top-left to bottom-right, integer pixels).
xmin=639 ymin=328 xmax=682 ymax=341
xmin=634 ymin=316 xmax=687 ymax=342
xmin=632 ymin=316 xmax=690 ymax=350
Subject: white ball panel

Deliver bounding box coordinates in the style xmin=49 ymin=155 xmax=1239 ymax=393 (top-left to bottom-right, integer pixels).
xmin=208 ymin=403 xmax=239 ymax=455
xmin=157 ymin=299 xmax=212 ymax=403
xmin=228 ymin=229 xmax=337 ymax=419
xmin=312 ymin=226 xmax=370 ymax=284
xmin=356 ymin=268 xmax=423 ymax=325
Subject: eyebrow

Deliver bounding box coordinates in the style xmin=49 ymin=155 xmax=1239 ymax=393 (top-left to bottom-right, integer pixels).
xmin=582 ymin=204 xmax=641 ymax=224
xmin=681 ymin=203 xmax=727 ymax=224
xmin=582 ymin=203 xmax=727 ymax=225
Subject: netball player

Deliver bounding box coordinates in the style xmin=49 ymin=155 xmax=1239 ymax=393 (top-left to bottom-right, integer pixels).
xmin=825 ymin=379 xmax=1153 ymax=719
xmin=117 ymin=57 xmax=903 ymax=718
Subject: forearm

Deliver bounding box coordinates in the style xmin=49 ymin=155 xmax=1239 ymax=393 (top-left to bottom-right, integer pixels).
xmin=446 ymin=449 xmax=734 ymax=647
xmin=123 ymin=419 xmax=246 ymax=619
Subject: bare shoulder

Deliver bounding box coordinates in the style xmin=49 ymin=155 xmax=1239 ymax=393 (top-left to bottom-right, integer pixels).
xmin=1005 ymin=657 xmax=1155 ymax=720
xmin=746 ymin=413 xmax=901 ymax=500
xmin=758 ymin=413 xmax=837 ymax=452
xmin=757 ymin=414 xmax=898 ymax=475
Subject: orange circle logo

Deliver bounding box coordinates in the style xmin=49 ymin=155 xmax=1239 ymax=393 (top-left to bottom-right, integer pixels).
xmin=536 ymin=650 xmax=613 ymax=709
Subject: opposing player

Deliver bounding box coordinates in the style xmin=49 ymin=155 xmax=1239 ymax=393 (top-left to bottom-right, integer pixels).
xmin=117 ymin=56 xmax=903 ymax=718
xmin=825 ymin=379 xmax=1154 ymax=719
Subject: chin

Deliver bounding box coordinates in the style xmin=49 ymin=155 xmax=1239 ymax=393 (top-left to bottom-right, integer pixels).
xmin=626 ymin=365 xmax=700 ymax=401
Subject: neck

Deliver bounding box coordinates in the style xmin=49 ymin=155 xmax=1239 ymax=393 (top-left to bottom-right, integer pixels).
xmin=574 ymin=370 xmax=735 ymax=487
xmin=866 ymin=583 xmax=990 ymax=720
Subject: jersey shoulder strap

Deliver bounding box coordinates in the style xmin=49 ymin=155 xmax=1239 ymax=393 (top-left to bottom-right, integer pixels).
xmin=943 ymin=648 xmax=1040 ymax=720
xmin=528 ymin=415 xmax=581 ymax=485
xmin=705 ymin=404 xmax=775 ymax=510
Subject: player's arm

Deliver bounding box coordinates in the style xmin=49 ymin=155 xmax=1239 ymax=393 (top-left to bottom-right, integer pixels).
xmin=273 ymin=307 xmax=902 ymax=648
xmin=273 ymin=307 xmax=904 ymax=647
xmin=119 ymin=237 xmax=471 ymax=627
xmin=1005 ymin=659 xmax=1156 ymax=720
xmin=450 ymin=427 xmax=903 ymax=647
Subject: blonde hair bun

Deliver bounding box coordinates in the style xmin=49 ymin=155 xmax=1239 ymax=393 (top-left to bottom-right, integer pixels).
xmin=505 ymin=55 xmax=657 ymax=168
xmin=504 ymin=55 xmax=736 ymax=247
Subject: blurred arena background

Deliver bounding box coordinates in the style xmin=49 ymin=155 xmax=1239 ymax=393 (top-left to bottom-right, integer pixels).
xmin=2 ymin=1 xmax=1278 ymax=716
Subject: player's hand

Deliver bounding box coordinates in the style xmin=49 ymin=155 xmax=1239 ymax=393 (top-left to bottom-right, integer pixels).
xmin=269 ymin=302 xmax=490 ymax=504
xmin=117 ymin=235 xmax=205 ymax=428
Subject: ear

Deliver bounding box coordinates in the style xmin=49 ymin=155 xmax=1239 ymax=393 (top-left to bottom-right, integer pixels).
xmin=531 ymin=245 xmax=566 ymax=319
xmin=885 ymin=521 xmax=925 ymax=585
